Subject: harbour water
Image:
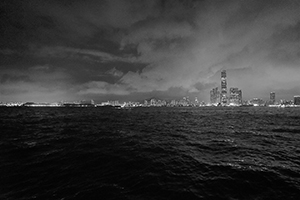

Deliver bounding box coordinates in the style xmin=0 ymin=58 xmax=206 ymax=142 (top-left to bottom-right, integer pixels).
xmin=1 ymin=107 xmax=300 ymax=199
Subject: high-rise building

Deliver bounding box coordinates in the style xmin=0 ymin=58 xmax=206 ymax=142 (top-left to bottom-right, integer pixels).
xmin=229 ymin=88 xmax=242 ymax=105
xmin=210 ymin=90 xmax=214 ymax=104
xmin=195 ymin=97 xmax=199 ymax=106
xmin=150 ymin=99 xmax=156 ymax=106
xmin=221 ymin=70 xmax=227 ymax=105
xmin=294 ymin=95 xmax=300 ymax=105
xmin=237 ymin=89 xmax=242 ymax=105
xmin=229 ymin=88 xmax=238 ymax=105
xmin=270 ymin=92 xmax=275 ymax=105
xmin=210 ymin=87 xmax=220 ymax=105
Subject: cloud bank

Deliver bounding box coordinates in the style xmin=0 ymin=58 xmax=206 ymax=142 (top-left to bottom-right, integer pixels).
xmin=1 ymin=0 xmax=300 ymax=102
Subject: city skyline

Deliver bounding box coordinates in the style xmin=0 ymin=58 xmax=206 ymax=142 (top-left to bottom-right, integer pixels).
xmin=210 ymin=70 xmax=243 ymax=106
xmin=1 ymin=0 xmax=300 ymax=102
xmin=0 ymin=67 xmax=299 ymax=106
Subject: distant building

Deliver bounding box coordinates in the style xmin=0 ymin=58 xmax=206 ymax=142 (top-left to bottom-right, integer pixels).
xmin=229 ymin=88 xmax=242 ymax=105
xmin=238 ymin=90 xmax=242 ymax=105
xmin=280 ymin=99 xmax=293 ymax=106
xmin=210 ymin=89 xmax=214 ymax=104
xmin=144 ymin=100 xmax=149 ymax=106
xmin=22 ymin=102 xmax=36 ymax=106
xmin=80 ymin=99 xmax=95 ymax=106
xmin=270 ymin=92 xmax=275 ymax=105
xmin=210 ymin=87 xmax=220 ymax=105
xmin=249 ymin=98 xmax=265 ymax=106
xmin=183 ymin=96 xmax=190 ymax=106
xmin=294 ymin=95 xmax=300 ymax=105
xmin=170 ymin=100 xmax=176 ymax=106
xmin=150 ymin=99 xmax=156 ymax=106
xmin=221 ymin=70 xmax=227 ymax=105
xmin=180 ymin=97 xmax=189 ymax=106
xmin=194 ymin=97 xmax=199 ymax=106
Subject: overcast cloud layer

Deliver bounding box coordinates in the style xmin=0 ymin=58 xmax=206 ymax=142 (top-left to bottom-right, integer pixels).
xmin=1 ymin=0 xmax=300 ymax=102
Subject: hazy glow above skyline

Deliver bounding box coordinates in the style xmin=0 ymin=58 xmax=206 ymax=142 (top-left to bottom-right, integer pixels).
xmin=1 ymin=0 xmax=300 ymax=102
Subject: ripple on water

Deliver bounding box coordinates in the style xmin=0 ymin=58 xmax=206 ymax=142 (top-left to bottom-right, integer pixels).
xmin=0 ymin=107 xmax=300 ymax=199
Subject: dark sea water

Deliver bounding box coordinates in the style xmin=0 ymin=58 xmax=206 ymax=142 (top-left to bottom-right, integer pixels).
xmin=1 ymin=107 xmax=300 ymax=200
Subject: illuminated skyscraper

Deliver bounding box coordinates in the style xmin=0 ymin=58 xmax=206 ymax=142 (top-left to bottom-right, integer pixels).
xmin=270 ymin=92 xmax=275 ymax=105
xmin=221 ymin=70 xmax=227 ymax=105
xmin=210 ymin=87 xmax=220 ymax=105
xmin=229 ymin=88 xmax=238 ymax=105
xmin=237 ymin=89 xmax=242 ymax=105
xmin=229 ymin=88 xmax=242 ymax=105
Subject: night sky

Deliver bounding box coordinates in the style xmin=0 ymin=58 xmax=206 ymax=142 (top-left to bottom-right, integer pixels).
xmin=1 ymin=0 xmax=300 ymax=103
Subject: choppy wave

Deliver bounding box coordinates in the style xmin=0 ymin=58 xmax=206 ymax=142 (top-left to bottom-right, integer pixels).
xmin=0 ymin=107 xmax=300 ymax=199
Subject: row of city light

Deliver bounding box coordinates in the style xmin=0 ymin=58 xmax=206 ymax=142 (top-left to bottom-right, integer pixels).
xmin=1 ymin=70 xmax=299 ymax=107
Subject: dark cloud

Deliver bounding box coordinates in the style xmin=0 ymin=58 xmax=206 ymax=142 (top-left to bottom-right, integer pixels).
xmin=32 ymin=46 xmax=140 ymax=63
xmin=1 ymin=0 xmax=300 ymax=102
xmin=0 ymin=74 xmax=31 ymax=84
xmin=105 ymin=67 xmax=124 ymax=77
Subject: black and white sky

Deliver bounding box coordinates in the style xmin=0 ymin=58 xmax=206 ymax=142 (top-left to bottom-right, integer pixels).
xmin=1 ymin=0 xmax=300 ymax=102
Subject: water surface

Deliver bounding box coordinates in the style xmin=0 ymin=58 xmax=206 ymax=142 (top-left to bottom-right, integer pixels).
xmin=1 ymin=107 xmax=300 ymax=199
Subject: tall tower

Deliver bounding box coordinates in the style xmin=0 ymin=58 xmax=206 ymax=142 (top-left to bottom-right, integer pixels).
xmin=221 ymin=70 xmax=227 ymax=105
xmin=270 ymin=92 xmax=275 ymax=105
xmin=238 ymin=89 xmax=242 ymax=105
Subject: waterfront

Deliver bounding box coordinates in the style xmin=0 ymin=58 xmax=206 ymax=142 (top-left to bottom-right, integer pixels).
xmin=1 ymin=107 xmax=300 ymax=199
